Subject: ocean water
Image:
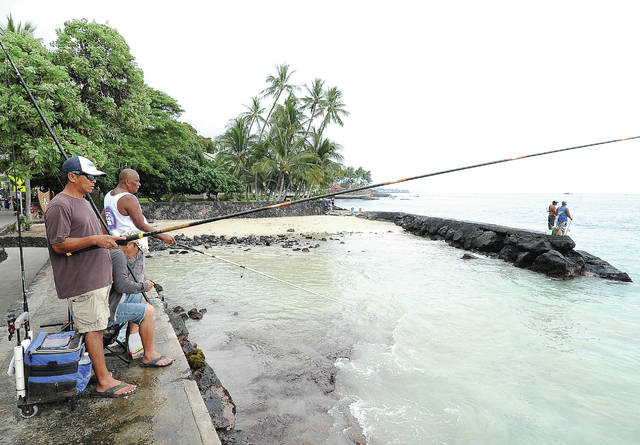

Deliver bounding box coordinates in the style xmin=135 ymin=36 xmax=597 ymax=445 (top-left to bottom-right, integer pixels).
xmin=147 ymin=193 xmax=640 ymax=444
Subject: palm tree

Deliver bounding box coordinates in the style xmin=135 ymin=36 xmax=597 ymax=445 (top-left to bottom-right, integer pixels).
xmin=301 ymin=78 xmax=326 ymax=139
xmin=217 ymin=117 xmax=253 ymax=199
xmin=242 ymin=96 xmax=264 ymax=138
xmin=256 ymin=94 xmax=317 ymax=200
xmin=0 ymin=14 xmax=37 ymax=35
xmin=259 ymin=64 xmax=295 ymax=141
xmin=319 ymin=86 xmax=349 ymax=137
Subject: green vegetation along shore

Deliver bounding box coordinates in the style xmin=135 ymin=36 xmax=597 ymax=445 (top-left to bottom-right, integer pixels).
xmin=0 ymin=16 xmax=372 ymax=206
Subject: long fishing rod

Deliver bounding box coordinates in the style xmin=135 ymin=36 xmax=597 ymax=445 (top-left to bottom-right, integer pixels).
xmin=105 ymin=134 xmax=639 ymax=247
xmin=0 ymin=39 xmax=149 ymax=301
xmin=174 ymin=242 xmax=337 ymax=301
xmin=5 ymin=57 xmax=30 ymax=336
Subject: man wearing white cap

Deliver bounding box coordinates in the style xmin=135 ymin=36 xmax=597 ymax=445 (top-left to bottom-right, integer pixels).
xmin=45 ymin=156 xmax=137 ymax=398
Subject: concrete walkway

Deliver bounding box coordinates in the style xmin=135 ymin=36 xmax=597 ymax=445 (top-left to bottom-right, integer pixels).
xmin=0 ymin=261 xmax=221 ymax=444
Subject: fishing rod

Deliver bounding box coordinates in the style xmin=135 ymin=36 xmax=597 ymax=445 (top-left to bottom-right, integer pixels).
xmin=100 ymin=134 xmax=639 ymax=247
xmin=4 ymin=57 xmax=30 ymax=337
xmin=0 ymin=39 xmax=149 ymax=301
xmin=174 ymin=242 xmax=338 ymax=302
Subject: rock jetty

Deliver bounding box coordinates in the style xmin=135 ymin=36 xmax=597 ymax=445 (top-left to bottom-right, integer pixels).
xmin=358 ymin=212 xmax=632 ymax=282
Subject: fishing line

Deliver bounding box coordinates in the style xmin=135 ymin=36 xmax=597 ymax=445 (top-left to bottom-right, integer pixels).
xmin=173 ymin=242 xmax=348 ymax=306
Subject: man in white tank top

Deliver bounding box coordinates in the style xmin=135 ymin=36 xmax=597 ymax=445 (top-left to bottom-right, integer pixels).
xmin=102 ymin=169 xmax=176 ymax=247
xmin=102 ymin=169 xmax=176 ymax=357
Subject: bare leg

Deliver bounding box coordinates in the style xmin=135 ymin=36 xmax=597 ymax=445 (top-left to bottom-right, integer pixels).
xmin=138 ymin=304 xmax=172 ymax=366
xmin=85 ymin=330 xmax=136 ymax=395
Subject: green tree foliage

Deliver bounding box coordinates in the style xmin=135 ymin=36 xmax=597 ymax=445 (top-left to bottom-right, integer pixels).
xmin=2 ymin=18 xmax=371 ymax=204
xmin=138 ymin=148 xmax=241 ymax=201
xmin=0 ymin=31 xmax=102 ymax=179
xmin=215 ymin=64 xmax=371 ymax=200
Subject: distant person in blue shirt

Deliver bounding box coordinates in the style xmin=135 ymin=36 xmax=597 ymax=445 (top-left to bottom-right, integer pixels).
xmin=555 ymin=201 xmax=573 ymax=236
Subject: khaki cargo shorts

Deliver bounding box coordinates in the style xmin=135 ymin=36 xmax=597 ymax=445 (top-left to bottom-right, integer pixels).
xmin=68 ymin=285 xmax=111 ymax=334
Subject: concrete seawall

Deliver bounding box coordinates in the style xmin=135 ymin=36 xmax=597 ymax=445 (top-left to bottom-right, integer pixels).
xmin=140 ymin=200 xmax=326 ymax=220
xmin=0 ymin=262 xmax=221 ymax=445
xmin=358 ymin=211 xmax=631 ymax=282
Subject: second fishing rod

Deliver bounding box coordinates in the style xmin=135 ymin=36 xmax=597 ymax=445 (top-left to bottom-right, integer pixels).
xmin=66 ymin=134 xmax=640 ymax=255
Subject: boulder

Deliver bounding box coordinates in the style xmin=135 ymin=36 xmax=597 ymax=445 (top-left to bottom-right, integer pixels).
xmin=461 ymin=253 xmax=478 ymax=260
xmin=514 ymin=251 xmax=538 ymax=268
xmin=548 ymin=235 xmax=576 ymax=253
xmin=529 ymin=249 xmax=578 ymax=279
xmin=471 ymin=231 xmax=503 ymax=253
xmin=498 ymin=245 xmax=519 ymax=263
xmin=573 ymin=250 xmax=632 ymax=282
xmin=0 ymin=248 xmax=6 ymax=263
xmin=188 ymin=308 xmax=204 ymax=320
xmin=506 ymin=233 xmax=552 ymax=254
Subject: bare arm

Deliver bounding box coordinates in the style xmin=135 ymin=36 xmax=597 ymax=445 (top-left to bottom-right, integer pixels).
xmin=51 ymin=235 xmax=124 ymax=255
xmin=120 ymin=195 xmax=176 ymax=244
xmin=566 ymin=208 xmax=572 ymax=220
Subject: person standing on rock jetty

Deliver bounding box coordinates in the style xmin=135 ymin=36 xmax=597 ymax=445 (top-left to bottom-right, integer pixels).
xmin=548 ymin=200 xmax=559 ymax=232
xmin=556 ymin=200 xmax=573 ymax=236
xmin=45 ymin=156 xmax=136 ymax=398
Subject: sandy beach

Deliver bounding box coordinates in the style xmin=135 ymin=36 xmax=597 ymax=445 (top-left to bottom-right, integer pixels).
xmin=15 ymin=213 xmax=401 ymax=239
xmin=152 ymin=214 xmax=401 ymax=237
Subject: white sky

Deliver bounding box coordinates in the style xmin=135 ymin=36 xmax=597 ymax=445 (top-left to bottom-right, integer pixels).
xmin=2 ymin=0 xmax=639 ymax=193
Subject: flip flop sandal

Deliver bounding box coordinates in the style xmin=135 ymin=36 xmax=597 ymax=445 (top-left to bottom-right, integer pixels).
xmin=139 ymin=355 xmax=174 ymax=368
xmin=91 ymin=381 xmax=137 ymax=398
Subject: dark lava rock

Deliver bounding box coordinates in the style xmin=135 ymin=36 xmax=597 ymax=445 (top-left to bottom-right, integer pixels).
xmin=498 ymin=245 xmax=520 ymax=263
xmin=233 ymin=311 xmax=238 ymax=316
xmin=301 ymin=247 xmax=310 ymax=252
xmin=169 ymin=250 xmax=179 ymax=255
xmin=514 ymin=251 xmax=538 ymax=268
xmin=217 ymin=429 xmax=249 ymax=445
xmin=548 ymin=236 xmax=576 ymax=253
xmin=188 ymin=308 xmax=204 ymax=320
xmin=471 ymin=231 xmax=503 ymax=253
xmin=287 ymin=228 xmax=295 ymax=232
xmin=153 ymin=281 xmax=164 ymax=292
xmin=0 ymin=248 xmax=7 ymax=263
xmin=293 ymin=248 xmax=300 ymax=251
xmin=574 ymin=250 xmax=632 ymax=282
xmin=506 ymin=233 xmax=551 ymax=254
xmin=179 ymin=313 xmax=189 ymax=321
xmin=529 ymin=249 xmax=578 ymax=279
xmin=172 ymin=305 xmax=185 ymax=313
xmin=321 ymin=237 xmax=327 ymax=241
xmin=167 ymin=311 xmax=189 ymax=340
xmin=461 ymin=253 xmax=478 ymax=260
xmin=179 ymin=250 xmax=189 ymax=254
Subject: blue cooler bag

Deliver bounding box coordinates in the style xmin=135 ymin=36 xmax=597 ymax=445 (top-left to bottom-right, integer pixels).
xmin=24 ymin=331 xmax=91 ymax=403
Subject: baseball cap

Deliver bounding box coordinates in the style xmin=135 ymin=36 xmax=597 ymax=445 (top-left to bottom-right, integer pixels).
xmin=120 ymin=230 xmax=149 ymax=253
xmin=561 ymin=201 xmax=567 ymax=205
xmin=61 ymin=156 xmax=106 ymax=176
xmin=552 ymin=200 xmax=558 ymax=204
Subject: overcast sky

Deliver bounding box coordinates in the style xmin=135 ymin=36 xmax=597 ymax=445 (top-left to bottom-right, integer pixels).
xmin=2 ymin=0 xmax=639 ymax=193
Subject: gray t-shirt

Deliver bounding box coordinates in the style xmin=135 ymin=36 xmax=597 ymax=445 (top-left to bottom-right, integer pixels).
xmin=108 ymin=247 xmax=146 ymax=323
xmin=45 ymin=193 xmax=112 ymax=299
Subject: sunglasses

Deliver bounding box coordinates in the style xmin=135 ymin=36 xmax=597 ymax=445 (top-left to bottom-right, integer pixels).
xmin=70 ymin=171 xmax=97 ymax=181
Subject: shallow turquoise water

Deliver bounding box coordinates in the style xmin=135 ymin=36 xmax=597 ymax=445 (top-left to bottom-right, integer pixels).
xmin=148 ymin=193 xmax=639 ymax=444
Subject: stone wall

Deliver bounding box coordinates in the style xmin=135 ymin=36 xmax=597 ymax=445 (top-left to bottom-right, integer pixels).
xmin=359 ymin=211 xmax=631 ymax=282
xmin=140 ymin=200 xmax=326 ymax=221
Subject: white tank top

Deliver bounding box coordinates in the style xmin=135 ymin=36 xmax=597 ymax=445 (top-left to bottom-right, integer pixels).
xmin=103 ymin=191 xmax=149 ymax=251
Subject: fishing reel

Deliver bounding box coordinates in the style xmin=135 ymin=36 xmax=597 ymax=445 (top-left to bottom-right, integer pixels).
xmin=7 ymin=313 xmax=16 ymax=341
